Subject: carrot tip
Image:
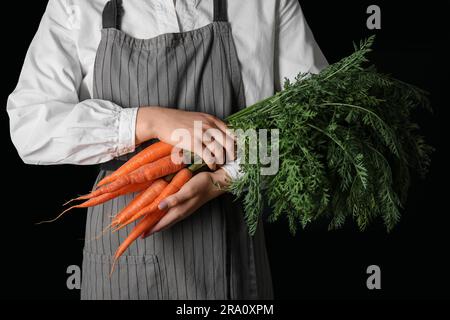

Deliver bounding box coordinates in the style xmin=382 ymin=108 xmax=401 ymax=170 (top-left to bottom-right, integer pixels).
xmin=141 ymin=231 xmax=150 ymax=240
xmin=111 ymin=225 xmax=122 ymax=233
xmin=62 ymin=199 xmax=76 ymax=206
xmin=109 ymin=257 xmax=118 ymax=277
xmin=35 ymin=206 xmax=77 ymax=225
xmin=113 ymin=223 xmax=128 ymax=233
xmin=64 ymin=191 xmax=92 ymax=205
xmin=63 ymin=194 xmax=89 ymax=206
xmin=85 ymin=222 xmax=114 ymax=243
xmin=96 ymin=181 xmax=107 ymax=188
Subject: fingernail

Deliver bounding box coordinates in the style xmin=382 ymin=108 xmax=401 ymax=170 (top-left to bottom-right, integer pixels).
xmin=158 ymin=201 xmax=168 ymax=210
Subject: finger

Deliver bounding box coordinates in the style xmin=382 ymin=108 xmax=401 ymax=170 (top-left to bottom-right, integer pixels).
xmin=190 ymin=136 xmax=207 ymax=166
xmin=204 ymin=127 xmax=235 ymax=164
xmin=205 ymin=140 xmax=225 ymax=166
xmin=210 ymin=118 xmax=237 ymax=161
xmin=170 ymin=147 xmax=189 ymax=165
xmin=158 ymin=187 xmax=194 ymax=211
xmin=153 ymin=197 xmax=200 ymax=234
xmin=209 ymin=116 xmax=236 ymax=142
xmin=201 ymin=144 xmax=217 ymax=171
xmin=150 ymin=208 xmax=184 ymax=234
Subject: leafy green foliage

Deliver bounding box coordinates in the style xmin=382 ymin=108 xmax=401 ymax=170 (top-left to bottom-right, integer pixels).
xmin=226 ymin=36 xmax=433 ymax=235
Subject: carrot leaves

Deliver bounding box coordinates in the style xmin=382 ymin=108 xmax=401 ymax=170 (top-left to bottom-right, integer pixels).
xmin=227 ymin=36 xmax=433 ymax=235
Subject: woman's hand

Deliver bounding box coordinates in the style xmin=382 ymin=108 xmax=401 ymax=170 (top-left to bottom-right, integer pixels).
xmin=144 ymin=169 xmax=230 ymax=236
xmin=136 ymin=106 xmax=235 ymax=170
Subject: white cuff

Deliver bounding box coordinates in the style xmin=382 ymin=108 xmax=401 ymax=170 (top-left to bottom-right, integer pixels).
xmin=221 ymin=158 xmax=244 ymax=181
xmin=117 ymin=107 xmax=138 ymax=157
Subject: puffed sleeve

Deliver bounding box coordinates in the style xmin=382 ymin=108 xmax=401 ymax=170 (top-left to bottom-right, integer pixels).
xmin=274 ymin=0 xmax=328 ymax=91
xmin=6 ymin=0 xmax=137 ymax=165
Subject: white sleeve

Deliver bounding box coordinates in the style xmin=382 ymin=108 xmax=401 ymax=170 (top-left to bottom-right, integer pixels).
xmin=6 ymin=0 xmax=137 ymax=165
xmin=221 ymin=158 xmax=243 ymax=181
xmin=274 ymin=0 xmax=328 ymax=90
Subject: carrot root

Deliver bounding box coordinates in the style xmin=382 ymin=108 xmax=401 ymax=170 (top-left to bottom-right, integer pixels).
xmin=63 ymin=199 xmax=76 ymax=206
xmin=84 ymin=222 xmax=114 ymax=243
xmin=35 ymin=206 xmax=79 ymax=225
xmin=110 ymin=257 xmax=119 ymax=277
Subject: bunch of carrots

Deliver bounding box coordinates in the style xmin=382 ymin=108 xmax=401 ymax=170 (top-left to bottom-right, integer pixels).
xmin=44 ymin=141 xmax=202 ymax=272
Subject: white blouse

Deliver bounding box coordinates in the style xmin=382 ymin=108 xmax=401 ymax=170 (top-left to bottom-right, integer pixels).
xmin=7 ymin=0 xmax=327 ymax=175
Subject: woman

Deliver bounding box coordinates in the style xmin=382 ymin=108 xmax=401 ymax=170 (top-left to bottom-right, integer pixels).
xmin=7 ymin=0 xmax=327 ymax=300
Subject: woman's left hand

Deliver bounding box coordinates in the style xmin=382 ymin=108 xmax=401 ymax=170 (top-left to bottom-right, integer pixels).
xmin=145 ymin=169 xmax=231 ymax=236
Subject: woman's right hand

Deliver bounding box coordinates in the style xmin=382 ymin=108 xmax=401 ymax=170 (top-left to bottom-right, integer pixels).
xmin=135 ymin=106 xmax=235 ymax=170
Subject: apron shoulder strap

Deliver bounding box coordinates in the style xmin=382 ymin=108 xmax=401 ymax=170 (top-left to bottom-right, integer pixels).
xmin=214 ymin=0 xmax=228 ymax=22
xmin=102 ymin=0 xmax=123 ymax=29
xmin=103 ymin=0 xmax=226 ymax=28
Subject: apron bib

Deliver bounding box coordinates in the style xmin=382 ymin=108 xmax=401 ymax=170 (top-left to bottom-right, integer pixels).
xmin=81 ymin=0 xmax=273 ymax=300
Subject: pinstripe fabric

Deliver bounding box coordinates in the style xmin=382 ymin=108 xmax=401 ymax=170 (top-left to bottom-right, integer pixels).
xmin=81 ymin=1 xmax=273 ymax=300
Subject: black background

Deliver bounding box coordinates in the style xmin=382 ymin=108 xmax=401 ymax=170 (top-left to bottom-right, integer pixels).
xmin=0 ymin=0 xmax=447 ymax=300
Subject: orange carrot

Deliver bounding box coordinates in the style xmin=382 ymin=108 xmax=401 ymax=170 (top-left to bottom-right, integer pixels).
xmin=112 ymin=169 xmax=193 ymax=271
xmin=111 ymin=208 xmax=167 ymax=274
xmin=37 ymin=181 xmax=153 ymax=225
xmin=97 ymin=141 xmax=173 ymax=187
xmin=112 ymin=179 xmax=168 ymax=227
xmin=114 ymin=168 xmax=193 ymax=231
xmin=67 ymin=179 xmax=154 ymax=204
xmin=72 ymin=185 xmax=146 ymax=205
xmin=79 ymin=155 xmax=186 ymax=200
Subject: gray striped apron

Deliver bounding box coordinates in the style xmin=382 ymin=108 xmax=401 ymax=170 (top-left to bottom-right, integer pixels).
xmin=81 ymin=0 xmax=273 ymax=300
